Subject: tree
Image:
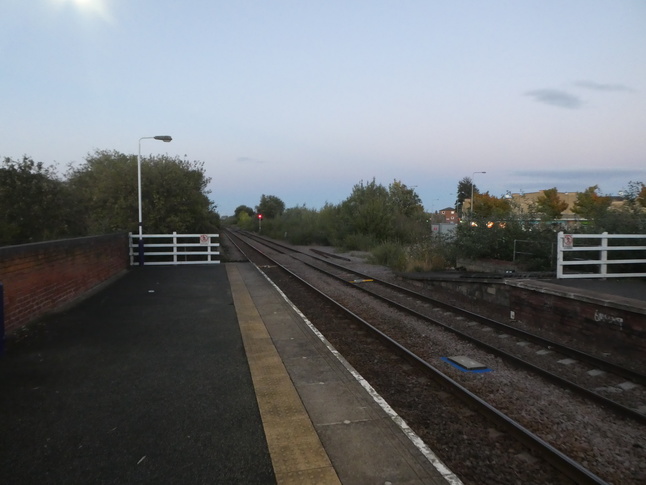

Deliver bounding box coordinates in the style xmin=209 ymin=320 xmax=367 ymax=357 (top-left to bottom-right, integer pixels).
xmin=471 ymin=192 xmax=511 ymax=219
xmin=256 ymin=194 xmax=285 ymax=219
xmin=621 ymin=181 xmax=646 ymax=208
xmin=339 ymin=178 xmax=393 ymax=243
xmin=67 ymin=150 xmax=219 ymax=234
xmin=572 ymin=185 xmax=611 ymax=227
xmin=534 ymin=187 xmax=568 ymax=221
xmin=388 ymin=180 xmax=423 ymax=217
xmin=234 ymin=205 xmax=254 ymax=220
xmin=143 ymin=155 xmax=219 ymax=233
xmin=66 ymin=150 xmax=138 ymax=234
xmin=600 ymin=181 xmax=646 ymax=233
xmin=456 ymin=177 xmax=475 ymax=217
xmin=0 ymin=156 xmax=77 ymax=245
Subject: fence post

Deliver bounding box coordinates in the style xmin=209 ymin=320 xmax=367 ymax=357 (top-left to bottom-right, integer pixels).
xmin=138 ymin=234 xmax=145 ymax=266
xmin=600 ymin=232 xmax=608 ymax=278
xmin=1 ymin=283 xmax=5 ymax=357
xmin=173 ymin=232 xmax=178 ymax=264
xmin=556 ymin=231 xmax=564 ymax=278
xmin=129 ymin=232 xmax=137 ymax=266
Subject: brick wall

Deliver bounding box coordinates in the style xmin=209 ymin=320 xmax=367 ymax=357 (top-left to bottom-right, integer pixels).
xmin=0 ymin=233 xmax=129 ymax=334
xmin=508 ymin=282 xmax=646 ymax=358
xmin=399 ymin=275 xmax=646 ymax=361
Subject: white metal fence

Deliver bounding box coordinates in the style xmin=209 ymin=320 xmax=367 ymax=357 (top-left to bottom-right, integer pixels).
xmin=556 ymin=232 xmax=646 ymax=279
xmin=129 ymin=233 xmax=220 ymax=266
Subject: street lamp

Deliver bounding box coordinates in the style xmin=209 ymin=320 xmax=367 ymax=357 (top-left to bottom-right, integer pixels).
xmin=137 ymin=135 xmax=172 ymax=266
xmin=471 ymin=171 xmax=486 ymax=219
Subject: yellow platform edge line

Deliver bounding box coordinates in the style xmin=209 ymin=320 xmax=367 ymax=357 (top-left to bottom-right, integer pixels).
xmin=226 ymin=264 xmax=342 ymax=485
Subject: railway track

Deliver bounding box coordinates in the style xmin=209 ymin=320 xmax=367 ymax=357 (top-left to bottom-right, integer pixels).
xmin=223 ymin=229 xmax=646 ymax=485
xmin=240 ymin=231 xmax=646 ymax=423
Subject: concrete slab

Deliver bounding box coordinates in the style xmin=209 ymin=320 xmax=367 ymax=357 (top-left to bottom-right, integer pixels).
xmin=447 ymin=356 xmax=488 ymax=370
xmin=227 ymin=264 xmax=340 ymax=484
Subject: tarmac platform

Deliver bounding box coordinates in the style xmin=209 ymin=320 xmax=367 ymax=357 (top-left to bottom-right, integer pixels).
xmin=0 ymin=264 xmax=457 ymax=484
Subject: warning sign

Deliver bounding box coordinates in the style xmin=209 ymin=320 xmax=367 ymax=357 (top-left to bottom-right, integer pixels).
xmin=563 ymin=234 xmax=573 ymax=249
xmin=199 ymin=234 xmax=209 ymax=245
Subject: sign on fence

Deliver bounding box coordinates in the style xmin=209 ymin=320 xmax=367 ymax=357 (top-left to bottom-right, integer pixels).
xmin=556 ymin=231 xmax=646 ymax=279
xmin=563 ymin=234 xmax=573 ymax=249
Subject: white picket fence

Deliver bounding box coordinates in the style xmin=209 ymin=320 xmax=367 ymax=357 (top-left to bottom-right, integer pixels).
xmin=556 ymin=232 xmax=646 ymax=279
xmin=129 ymin=233 xmax=220 ymax=266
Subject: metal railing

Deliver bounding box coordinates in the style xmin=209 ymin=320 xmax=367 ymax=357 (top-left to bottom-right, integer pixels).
xmin=129 ymin=233 xmax=220 ymax=266
xmin=513 ymin=239 xmax=555 ymax=267
xmin=556 ymin=232 xmax=646 ymax=279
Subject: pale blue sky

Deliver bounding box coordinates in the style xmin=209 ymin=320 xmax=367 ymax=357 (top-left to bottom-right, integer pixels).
xmin=2 ymin=0 xmax=645 ymax=216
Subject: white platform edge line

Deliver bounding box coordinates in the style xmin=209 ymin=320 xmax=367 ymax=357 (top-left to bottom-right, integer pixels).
xmin=253 ymin=264 xmax=464 ymax=485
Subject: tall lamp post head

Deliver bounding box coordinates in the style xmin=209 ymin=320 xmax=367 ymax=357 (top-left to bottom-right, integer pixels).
xmin=153 ymin=135 xmax=172 ymax=142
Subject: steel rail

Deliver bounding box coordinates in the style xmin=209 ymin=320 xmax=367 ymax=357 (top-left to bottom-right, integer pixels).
xmin=242 ymin=230 xmax=646 ymax=387
xmin=227 ymin=230 xmax=611 ymax=485
xmin=296 ymin=255 xmax=646 ymax=424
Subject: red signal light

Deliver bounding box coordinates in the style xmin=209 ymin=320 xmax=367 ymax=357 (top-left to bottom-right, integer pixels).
xmin=258 ymin=214 xmax=263 ymax=219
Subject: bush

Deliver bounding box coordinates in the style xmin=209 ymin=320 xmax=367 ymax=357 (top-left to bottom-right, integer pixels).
xmin=405 ymin=235 xmax=455 ymax=272
xmin=342 ymin=233 xmax=379 ymax=252
xmin=368 ymin=241 xmax=408 ymax=271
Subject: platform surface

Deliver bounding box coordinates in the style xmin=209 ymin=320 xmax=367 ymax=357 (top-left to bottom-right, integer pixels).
xmin=1 ymin=264 xmax=455 ymax=484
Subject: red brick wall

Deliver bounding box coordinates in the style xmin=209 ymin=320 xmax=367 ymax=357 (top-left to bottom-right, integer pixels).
xmin=400 ymin=275 xmax=646 ymax=360
xmin=0 ymin=234 xmax=129 ymax=334
xmin=508 ymin=285 xmax=646 ymax=357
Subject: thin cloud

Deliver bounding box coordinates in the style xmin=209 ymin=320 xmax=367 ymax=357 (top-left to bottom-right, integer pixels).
xmin=525 ymin=89 xmax=582 ymax=109
xmin=511 ymin=169 xmax=641 ymax=180
xmin=507 ymin=169 xmax=646 ymax=194
xmin=574 ymin=81 xmax=634 ymax=92
xmin=236 ymin=156 xmax=269 ymax=164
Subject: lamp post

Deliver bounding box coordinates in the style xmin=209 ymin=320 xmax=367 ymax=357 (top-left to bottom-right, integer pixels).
xmin=471 ymin=171 xmax=486 ymax=219
xmin=137 ymin=135 xmax=172 ymax=266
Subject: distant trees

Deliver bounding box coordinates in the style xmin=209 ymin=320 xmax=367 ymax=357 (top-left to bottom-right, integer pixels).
xmin=243 ymin=178 xmax=427 ymax=252
xmin=256 ymin=194 xmax=285 ymax=219
xmin=455 ymin=177 xmax=475 ymax=217
xmin=389 ymin=180 xmax=423 ymax=217
xmin=534 ymin=187 xmax=569 ymax=221
xmin=234 ymin=205 xmax=254 ymax=219
xmin=0 ymin=150 xmax=219 ymax=246
xmin=68 ymin=150 xmax=219 ymax=234
xmin=0 ymin=156 xmax=79 ymax=245
xmin=471 ymin=192 xmax=512 ymax=219
xmin=572 ymin=185 xmax=612 ymax=227
xmin=339 ymin=179 xmax=393 ymax=244
xmin=623 ymin=181 xmax=646 ymax=208
xmin=586 ymin=182 xmax=646 ymax=233
xmin=221 ymin=176 xmax=646 ymax=272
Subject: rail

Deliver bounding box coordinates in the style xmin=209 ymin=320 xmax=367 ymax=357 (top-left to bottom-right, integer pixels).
xmin=129 ymin=233 xmax=220 ymax=266
xmin=556 ymin=232 xmax=646 ymax=279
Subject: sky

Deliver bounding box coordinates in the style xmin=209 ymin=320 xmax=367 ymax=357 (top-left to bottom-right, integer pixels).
xmin=2 ymin=0 xmax=645 ymax=216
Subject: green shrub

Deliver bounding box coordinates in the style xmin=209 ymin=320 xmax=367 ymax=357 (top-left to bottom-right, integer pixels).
xmin=342 ymin=233 xmax=379 ymax=252
xmin=368 ymin=241 xmax=408 ymax=271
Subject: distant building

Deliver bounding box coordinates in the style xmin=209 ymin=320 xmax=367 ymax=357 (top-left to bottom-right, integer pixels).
xmin=439 ymin=207 xmax=458 ymax=224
